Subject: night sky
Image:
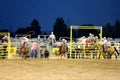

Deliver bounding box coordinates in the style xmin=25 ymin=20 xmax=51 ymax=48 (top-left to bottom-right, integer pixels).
xmin=0 ymin=0 xmax=120 ymax=32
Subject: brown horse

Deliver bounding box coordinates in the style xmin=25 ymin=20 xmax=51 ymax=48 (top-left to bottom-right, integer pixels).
xmin=44 ymin=48 xmax=50 ymax=60
xmin=93 ymin=43 xmax=106 ymax=59
xmin=20 ymin=42 xmax=29 ymax=59
xmin=59 ymin=44 xmax=68 ymax=59
xmin=106 ymin=46 xmax=119 ymax=59
xmin=93 ymin=42 xmax=119 ymax=59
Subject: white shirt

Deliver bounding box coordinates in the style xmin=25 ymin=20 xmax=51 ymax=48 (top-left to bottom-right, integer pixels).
xmin=48 ymin=33 xmax=56 ymax=43
xmin=81 ymin=38 xmax=86 ymax=44
xmin=20 ymin=37 xmax=29 ymax=44
xmin=102 ymin=39 xmax=107 ymax=44
xmin=62 ymin=39 xmax=67 ymax=44
xmin=49 ymin=34 xmax=55 ymax=39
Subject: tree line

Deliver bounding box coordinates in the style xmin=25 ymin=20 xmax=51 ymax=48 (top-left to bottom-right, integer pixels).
xmin=0 ymin=17 xmax=120 ymax=40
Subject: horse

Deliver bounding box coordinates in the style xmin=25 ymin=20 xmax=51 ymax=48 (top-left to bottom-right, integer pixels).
xmin=93 ymin=43 xmax=106 ymax=59
xmin=44 ymin=48 xmax=50 ymax=60
xmin=59 ymin=44 xmax=68 ymax=59
xmin=93 ymin=41 xmax=119 ymax=59
xmin=106 ymin=46 xmax=119 ymax=59
xmin=20 ymin=42 xmax=29 ymax=59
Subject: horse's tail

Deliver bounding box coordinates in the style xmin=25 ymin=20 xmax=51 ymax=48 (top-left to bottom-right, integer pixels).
xmin=114 ymin=47 xmax=120 ymax=55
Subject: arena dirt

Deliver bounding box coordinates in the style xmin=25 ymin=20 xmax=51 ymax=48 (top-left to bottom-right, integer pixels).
xmin=0 ymin=59 xmax=120 ymax=80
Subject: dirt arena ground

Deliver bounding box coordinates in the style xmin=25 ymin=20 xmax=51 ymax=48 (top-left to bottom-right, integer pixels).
xmin=0 ymin=58 xmax=120 ymax=80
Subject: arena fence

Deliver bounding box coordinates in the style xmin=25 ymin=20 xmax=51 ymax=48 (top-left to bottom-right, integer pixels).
xmin=70 ymin=26 xmax=103 ymax=59
xmin=0 ymin=32 xmax=16 ymax=59
xmin=9 ymin=39 xmax=120 ymax=59
xmin=67 ymin=43 xmax=99 ymax=59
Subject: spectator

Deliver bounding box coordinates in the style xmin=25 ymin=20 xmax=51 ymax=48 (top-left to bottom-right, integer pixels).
xmin=81 ymin=36 xmax=86 ymax=44
xmin=2 ymin=35 xmax=8 ymax=42
xmin=88 ymin=33 xmax=94 ymax=43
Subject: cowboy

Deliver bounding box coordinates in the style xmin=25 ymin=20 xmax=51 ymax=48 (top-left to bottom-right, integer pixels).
xmin=48 ymin=32 xmax=56 ymax=44
xmin=48 ymin=32 xmax=56 ymax=52
xmin=20 ymin=36 xmax=29 ymax=47
xmin=62 ymin=38 xmax=67 ymax=44
xmin=102 ymin=37 xmax=108 ymax=52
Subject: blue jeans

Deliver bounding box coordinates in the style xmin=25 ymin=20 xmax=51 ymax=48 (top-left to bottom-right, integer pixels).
xmin=31 ymin=50 xmax=37 ymax=58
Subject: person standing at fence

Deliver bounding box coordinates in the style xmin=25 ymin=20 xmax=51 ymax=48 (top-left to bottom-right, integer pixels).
xmin=31 ymin=42 xmax=39 ymax=58
xmin=2 ymin=35 xmax=8 ymax=55
xmin=88 ymin=33 xmax=95 ymax=43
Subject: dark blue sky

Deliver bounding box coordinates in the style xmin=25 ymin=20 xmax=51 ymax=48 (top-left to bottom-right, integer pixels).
xmin=0 ymin=0 xmax=120 ymax=32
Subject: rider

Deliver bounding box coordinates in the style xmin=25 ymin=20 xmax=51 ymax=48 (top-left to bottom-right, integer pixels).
xmin=48 ymin=32 xmax=56 ymax=54
xmin=102 ymin=37 xmax=108 ymax=52
xmin=62 ymin=38 xmax=67 ymax=44
xmin=48 ymin=32 xmax=56 ymax=46
xmin=20 ymin=36 xmax=29 ymax=47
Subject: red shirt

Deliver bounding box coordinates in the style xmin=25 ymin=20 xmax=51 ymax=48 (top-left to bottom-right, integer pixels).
xmin=86 ymin=39 xmax=91 ymax=44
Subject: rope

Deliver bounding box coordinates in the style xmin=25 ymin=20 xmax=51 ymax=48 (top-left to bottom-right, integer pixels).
xmin=24 ymin=31 xmax=35 ymax=35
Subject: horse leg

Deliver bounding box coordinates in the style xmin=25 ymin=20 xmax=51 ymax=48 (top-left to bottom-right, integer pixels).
xmin=22 ymin=53 xmax=25 ymax=59
xmin=61 ymin=53 xmax=63 ymax=59
xmin=22 ymin=53 xmax=24 ymax=58
xmin=107 ymin=53 xmax=110 ymax=59
xmin=102 ymin=52 xmax=106 ymax=59
xmin=98 ymin=53 xmax=101 ymax=59
xmin=24 ymin=53 xmax=27 ymax=60
xmin=109 ymin=54 xmax=112 ymax=59
xmin=98 ymin=52 xmax=105 ymax=59
xmin=114 ymin=53 xmax=117 ymax=59
xmin=64 ymin=52 xmax=66 ymax=58
xmin=59 ymin=52 xmax=62 ymax=59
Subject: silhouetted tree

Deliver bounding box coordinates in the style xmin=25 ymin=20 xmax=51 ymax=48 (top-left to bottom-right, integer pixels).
xmin=114 ymin=20 xmax=120 ymax=38
xmin=103 ymin=22 xmax=113 ymax=37
xmin=66 ymin=28 xmax=70 ymax=37
xmin=15 ymin=19 xmax=42 ymax=38
xmin=53 ymin=17 xmax=68 ymax=40
xmin=31 ymin=19 xmax=41 ymax=37
xmin=15 ymin=27 xmax=26 ymax=34
xmin=0 ymin=29 xmax=9 ymax=32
